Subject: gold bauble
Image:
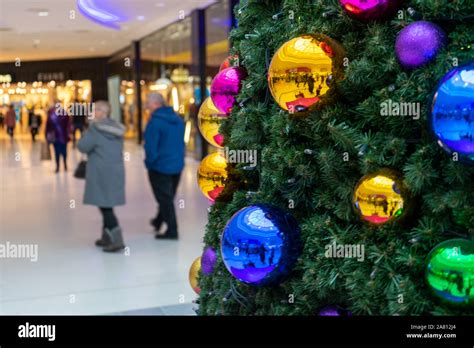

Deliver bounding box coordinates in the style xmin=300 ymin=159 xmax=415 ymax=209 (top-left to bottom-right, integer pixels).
xmin=198 ymin=97 xmax=227 ymax=148
xmin=353 ymin=169 xmax=407 ymax=226
xmin=189 ymin=256 xmax=201 ymax=294
xmin=197 ymin=152 xmax=228 ymax=201
xmin=268 ymin=34 xmax=344 ymax=115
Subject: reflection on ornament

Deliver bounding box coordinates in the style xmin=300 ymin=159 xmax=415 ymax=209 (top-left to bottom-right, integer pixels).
xmin=210 ymin=67 xmax=247 ymax=114
xmin=221 ymin=205 xmax=301 ymax=286
xmin=198 ymin=97 xmax=227 ymax=148
xmin=353 ymin=169 xmax=406 ymax=225
xmin=197 ymin=152 xmax=227 ymax=201
xmin=339 ymin=0 xmax=401 ymax=22
xmin=220 ymin=55 xmax=239 ymax=71
xmin=431 ymin=61 xmax=474 ymax=163
xmin=189 ymin=256 xmax=201 ymax=294
xmin=395 ymin=21 xmax=446 ymax=69
xmin=201 ymin=247 xmax=217 ymax=275
xmin=425 ymin=239 xmax=474 ymax=306
xmin=268 ymin=34 xmax=344 ymax=115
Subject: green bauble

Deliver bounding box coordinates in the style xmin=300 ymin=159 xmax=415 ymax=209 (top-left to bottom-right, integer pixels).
xmin=425 ymin=239 xmax=474 ymax=306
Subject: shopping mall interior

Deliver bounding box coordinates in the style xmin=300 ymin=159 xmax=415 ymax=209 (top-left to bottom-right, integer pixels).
xmin=0 ymin=0 xmax=236 ymax=315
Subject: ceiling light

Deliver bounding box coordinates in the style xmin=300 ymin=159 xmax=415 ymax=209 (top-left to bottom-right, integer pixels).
xmin=137 ymin=15 xmax=145 ymax=21
xmin=38 ymin=11 xmax=49 ymax=16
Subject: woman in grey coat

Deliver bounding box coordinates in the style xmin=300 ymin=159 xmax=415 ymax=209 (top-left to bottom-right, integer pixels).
xmin=77 ymin=101 xmax=126 ymax=252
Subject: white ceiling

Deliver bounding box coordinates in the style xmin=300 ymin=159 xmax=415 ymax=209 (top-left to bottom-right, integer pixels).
xmin=0 ymin=0 xmax=216 ymax=62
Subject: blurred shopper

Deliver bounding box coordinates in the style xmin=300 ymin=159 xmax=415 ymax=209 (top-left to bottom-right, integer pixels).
xmin=45 ymin=104 xmax=70 ymax=173
xmin=28 ymin=108 xmax=42 ymax=142
xmin=5 ymin=105 xmax=16 ymax=141
xmin=77 ymin=101 xmax=126 ymax=252
xmin=144 ymin=93 xmax=185 ymax=240
xmin=71 ymin=100 xmax=87 ymax=148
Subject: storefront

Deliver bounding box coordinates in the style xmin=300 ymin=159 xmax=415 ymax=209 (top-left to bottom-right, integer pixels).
xmin=106 ymin=0 xmax=233 ymax=155
xmin=0 ymin=58 xmax=105 ymax=138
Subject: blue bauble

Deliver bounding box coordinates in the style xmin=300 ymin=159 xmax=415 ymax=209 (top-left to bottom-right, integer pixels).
xmin=221 ymin=205 xmax=301 ymax=286
xmin=430 ymin=61 xmax=474 ymax=163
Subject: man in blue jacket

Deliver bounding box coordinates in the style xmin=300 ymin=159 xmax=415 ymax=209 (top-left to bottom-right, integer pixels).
xmin=144 ymin=93 xmax=185 ymax=239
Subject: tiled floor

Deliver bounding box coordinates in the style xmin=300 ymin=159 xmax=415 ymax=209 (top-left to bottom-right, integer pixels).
xmin=0 ymin=134 xmax=209 ymax=315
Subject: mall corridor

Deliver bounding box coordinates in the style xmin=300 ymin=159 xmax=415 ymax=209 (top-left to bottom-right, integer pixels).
xmin=0 ymin=138 xmax=209 ymax=315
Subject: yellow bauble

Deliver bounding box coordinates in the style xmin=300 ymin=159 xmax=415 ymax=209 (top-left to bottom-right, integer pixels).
xmin=197 ymin=152 xmax=228 ymax=201
xmin=198 ymin=97 xmax=227 ymax=148
xmin=353 ymin=169 xmax=407 ymax=226
xmin=189 ymin=256 xmax=201 ymax=294
xmin=268 ymin=34 xmax=344 ymax=115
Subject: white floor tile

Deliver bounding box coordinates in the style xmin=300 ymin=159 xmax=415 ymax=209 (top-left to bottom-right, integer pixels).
xmin=0 ymin=138 xmax=209 ymax=314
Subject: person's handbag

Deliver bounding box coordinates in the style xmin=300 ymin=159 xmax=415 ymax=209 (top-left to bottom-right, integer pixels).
xmin=74 ymin=159 xmax=87 ymax=179
xmin=40 ymin=142 xmax=51 ymax=161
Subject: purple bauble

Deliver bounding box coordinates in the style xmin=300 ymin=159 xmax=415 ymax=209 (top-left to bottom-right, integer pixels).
xmin=395 ymin=21 xmax=446 ymax=69
xmin=318 ymin=305 xmax=352 ymax=316
xmin=339 ymin=0 xmax=401 ymax=22
xmin=201 ymin=247 xmax=217 ymax=275
xmin=210 ymin=67 xmax=247 ymax=114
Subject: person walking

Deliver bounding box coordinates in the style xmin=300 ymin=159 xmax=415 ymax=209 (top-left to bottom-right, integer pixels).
xmin=144 ymin=93 xmax=185 ymax=240
xmin=71 ymin=99 xmax=87 ymax=148
xmin=28 ymin=108 xmax=42 ymax=142
xmin=45 ymin=104 xmax=71 ymax=172
xmin=5 ymin=105 xmax=16 ymax=141
xmin=77 ymin=101 xmax=126 ymax=252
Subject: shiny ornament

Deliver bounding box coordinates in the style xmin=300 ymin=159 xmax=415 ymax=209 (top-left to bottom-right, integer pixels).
xmin=201 ymin=247 xmax=217 ymax=275
xmin=268 ymin=34 xmax=345 ymax=115
xmin=221 ymin=204 xmax=301 ymax=286
xmin=353 ymin=169 xmax=407 ymax=225
xmin=430 ymin=62 xmax=474 ymax=163
xmin=395 ymin=21 xmax=446 ymax=69
xmin=425 ymin=239 xmax=474 ymax=306
xmin=339 ymin=0 xmax=401 ymax=22
xmin=210 ymin=66 xmax=247 ymax=114
xmin=197 ymin=152 xmax=228 ymax=201
xmin=318 ymin=305 xmax=353 ymax=316
xmin=189 ymin=256 xmax=201 ymax=294
xmin=220 ymin=55 xmax=239 ymax=71
xmin=198 ymin=97 xmax=227 ymax=148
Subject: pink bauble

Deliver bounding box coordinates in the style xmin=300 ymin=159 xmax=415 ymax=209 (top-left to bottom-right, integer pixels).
xmin=339 ymin=0 xmax=401 ymax=22
xmin=210 ymin=67 xmax=247 ymax=114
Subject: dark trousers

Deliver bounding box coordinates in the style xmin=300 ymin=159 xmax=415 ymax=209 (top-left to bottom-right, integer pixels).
xmin=31 ymin=128 xmax=38 ymax=142
xmin=99 ymin=207 xmax=119 ymax=230
xmin=52 ymin=141 xmax=67 ymax=171
xmin=7 ymin=126 xmax=14 ymax=139
xmin=148 ymin=170 xmax=181 ymax=236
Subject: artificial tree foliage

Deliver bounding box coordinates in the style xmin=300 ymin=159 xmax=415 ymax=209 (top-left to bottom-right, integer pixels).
xmin=198 ymin=0 xmax=474 ymax=315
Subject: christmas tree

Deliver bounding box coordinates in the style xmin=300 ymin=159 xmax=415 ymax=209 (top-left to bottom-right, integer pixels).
xmin=197 ymin=0 xmax=474 ymax=315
